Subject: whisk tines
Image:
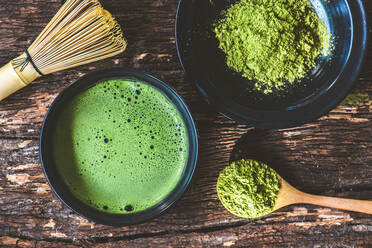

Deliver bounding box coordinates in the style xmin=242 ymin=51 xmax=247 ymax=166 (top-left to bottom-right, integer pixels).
xmin=28 ymin=0 xmax=127 ymax=75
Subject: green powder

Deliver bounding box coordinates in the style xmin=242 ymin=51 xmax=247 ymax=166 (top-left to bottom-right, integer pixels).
xmin=217 ymin=159 xmax=280 ymax=218
xmin=214 ymin=0 xmax=331 ymax=94
xmin=341 ymin=93 xmax=371 ymax=107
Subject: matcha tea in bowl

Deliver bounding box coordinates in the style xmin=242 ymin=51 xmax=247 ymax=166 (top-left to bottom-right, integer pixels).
xmin=40 ymin=68 xmax=198 ymax=226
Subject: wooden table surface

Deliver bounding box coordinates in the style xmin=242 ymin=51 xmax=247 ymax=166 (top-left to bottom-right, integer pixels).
xmin=0 ymin=0 xmax=372 ymax=247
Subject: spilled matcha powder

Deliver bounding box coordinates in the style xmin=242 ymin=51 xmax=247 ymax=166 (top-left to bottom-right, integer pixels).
xmin=214 ymin=0 xmax=331 ymax=94
xmin=217 ymin=159 xmax=280 ymax=218
xmin=341 ymin=92 xmax=371 ymax=107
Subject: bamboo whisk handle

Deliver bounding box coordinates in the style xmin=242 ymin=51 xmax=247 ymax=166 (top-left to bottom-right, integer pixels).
xmin=0 ymin=53 xmax=41 ymax=101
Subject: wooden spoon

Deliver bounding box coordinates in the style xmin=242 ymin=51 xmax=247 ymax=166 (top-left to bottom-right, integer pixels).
xmin=274 ymin=176 xmax=372 ymax=214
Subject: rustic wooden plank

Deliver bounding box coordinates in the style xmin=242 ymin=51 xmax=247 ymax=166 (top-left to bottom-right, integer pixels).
xmin=0 ymin=0 xmax=372 ymax=247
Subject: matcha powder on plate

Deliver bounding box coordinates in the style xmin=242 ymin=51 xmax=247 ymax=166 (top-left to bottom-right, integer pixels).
xmin=214 ymin=0 xmax=331 ymax=94
xmin=217 ymin=159 xmax=281 ymax=218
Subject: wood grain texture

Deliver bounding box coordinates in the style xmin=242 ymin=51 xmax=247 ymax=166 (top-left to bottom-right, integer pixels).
xmin=0 ymin=0 xmax=371 ymax=247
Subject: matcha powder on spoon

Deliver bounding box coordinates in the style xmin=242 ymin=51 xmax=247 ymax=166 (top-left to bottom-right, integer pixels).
xmin=214 ymin=0 xmax=331 ymax=94
xmin=217 ymin=159 xmax=281 ymax=218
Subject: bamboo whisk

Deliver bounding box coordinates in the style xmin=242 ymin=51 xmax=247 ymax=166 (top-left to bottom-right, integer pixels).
xmin=0 ymin=0 xmax=127 ymax=101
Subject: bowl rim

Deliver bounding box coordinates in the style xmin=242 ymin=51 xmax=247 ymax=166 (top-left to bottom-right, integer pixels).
xmin=175 ymin=0 xmax=368 ymax=129
xmin=39 ymin=67 xmax=199 ymax=226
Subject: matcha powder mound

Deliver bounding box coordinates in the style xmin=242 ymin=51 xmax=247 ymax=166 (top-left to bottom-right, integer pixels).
xmin=214 ymin=0 xmax=331 ymax=94
xmin=217 ymin=159 xmax=281 ymax=218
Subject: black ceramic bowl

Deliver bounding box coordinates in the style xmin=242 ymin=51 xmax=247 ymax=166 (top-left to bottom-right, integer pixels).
xmin=176 ymin=0 xmax=367 ymax=129
xmin=40 ymin=68 xmax=198 ymax=226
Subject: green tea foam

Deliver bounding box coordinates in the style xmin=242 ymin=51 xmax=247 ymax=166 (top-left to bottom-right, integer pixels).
xmin=52 ymin=79 xmax=189 ymax=214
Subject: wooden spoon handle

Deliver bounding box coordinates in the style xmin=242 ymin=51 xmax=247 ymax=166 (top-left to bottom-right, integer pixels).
xmin=274 ymin=179 xmax=372 ymax=215
xmin=299 ymin=192 xmax=372 ymax=215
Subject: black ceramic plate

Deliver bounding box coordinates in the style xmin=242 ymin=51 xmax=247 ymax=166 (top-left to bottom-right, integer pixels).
xmin=176 ymin=0 xmax=367 ymax=129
